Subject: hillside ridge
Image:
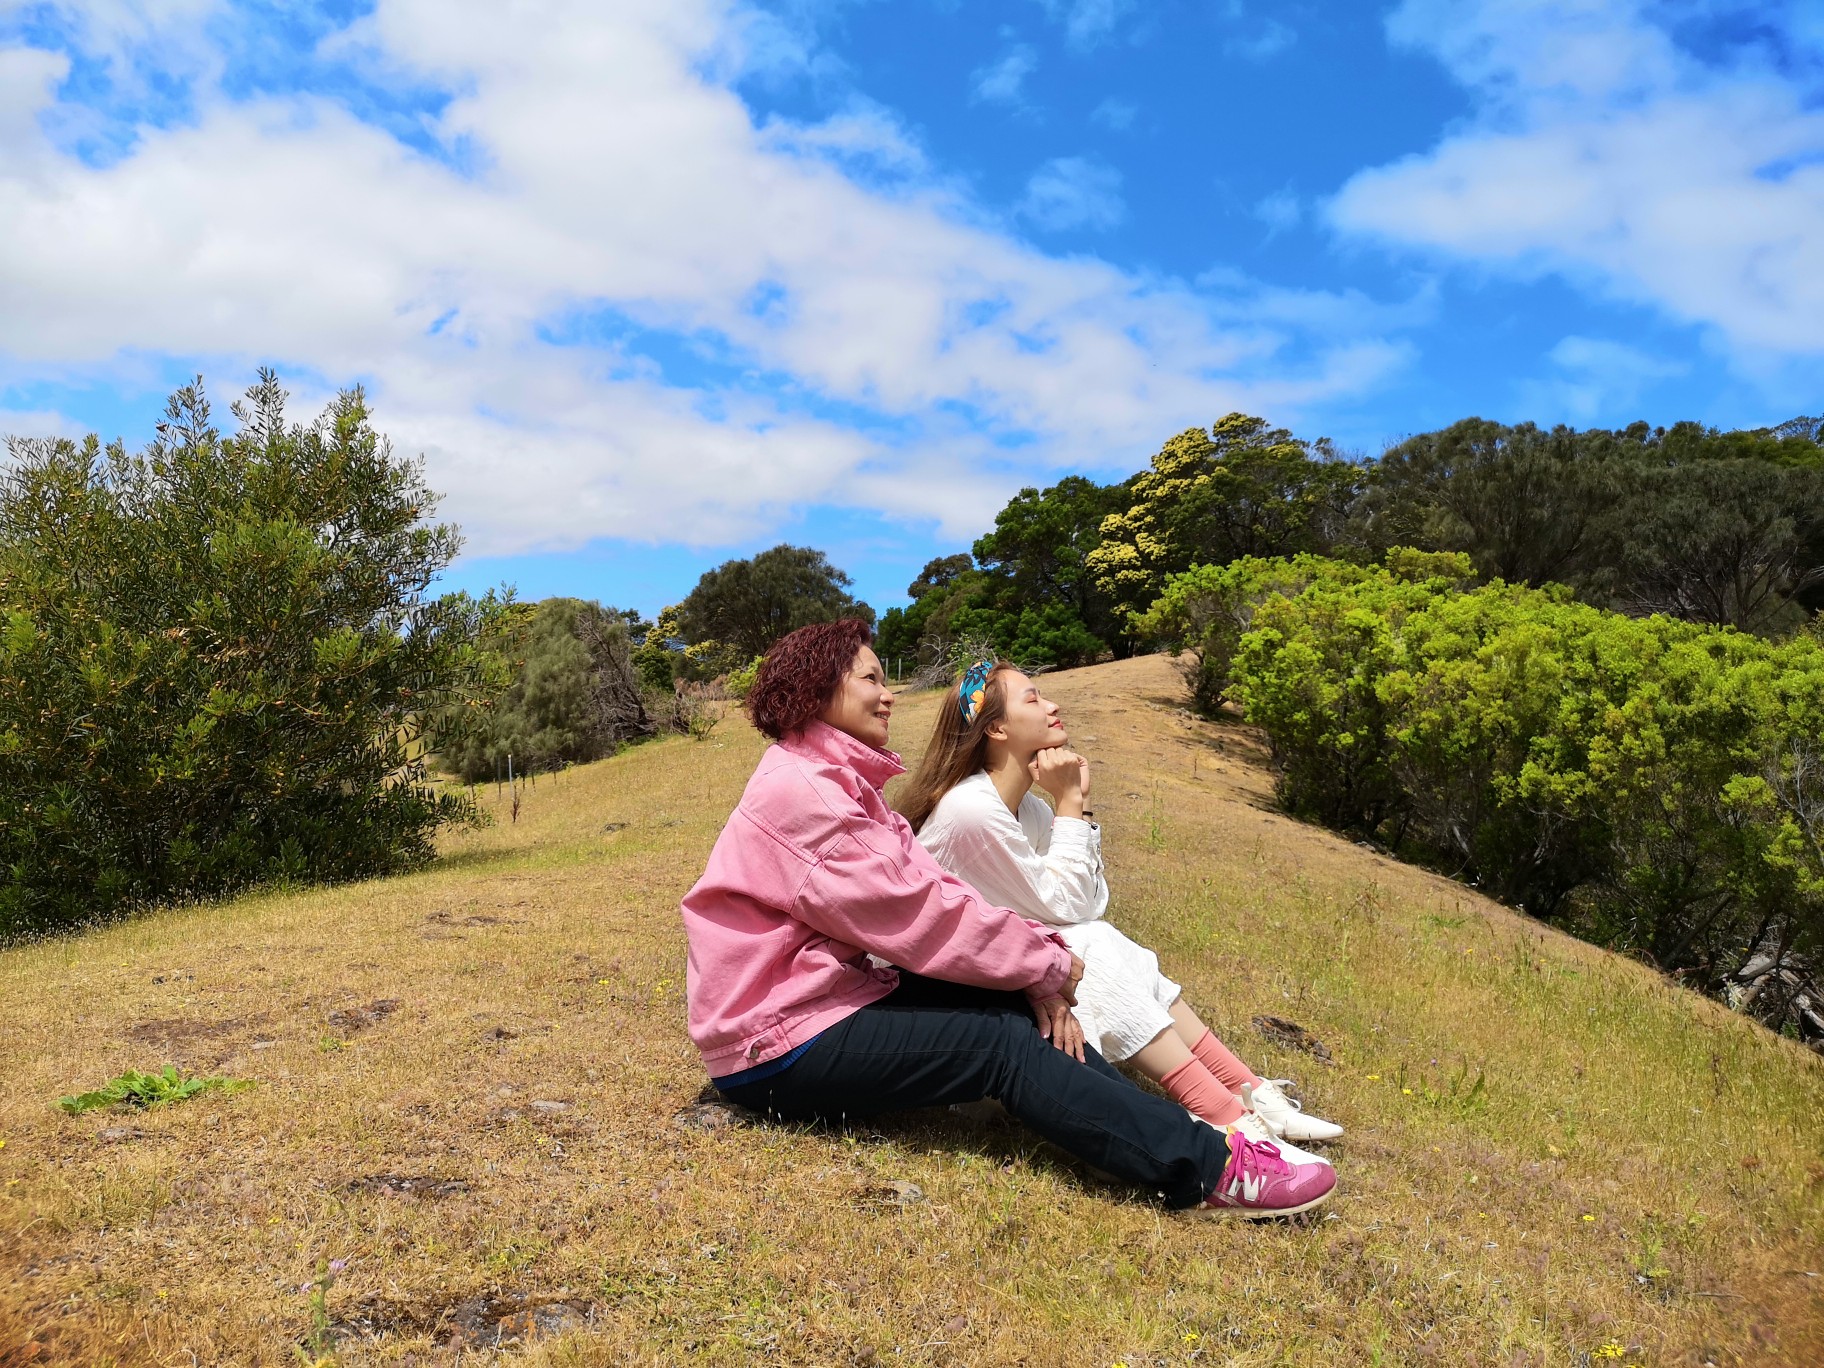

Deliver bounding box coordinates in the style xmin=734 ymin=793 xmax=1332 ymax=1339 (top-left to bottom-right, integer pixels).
xmin=3 ymin=653 xmax=1821 ymax=1366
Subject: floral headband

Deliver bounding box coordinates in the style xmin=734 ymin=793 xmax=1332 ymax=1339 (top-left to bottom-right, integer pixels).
xmin=959 ymin=659 xmax=995 ymax=724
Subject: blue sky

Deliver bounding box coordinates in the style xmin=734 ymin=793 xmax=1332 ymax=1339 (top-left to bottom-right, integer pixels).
xmin=2 ymin=1 xmax=1821 ymax=616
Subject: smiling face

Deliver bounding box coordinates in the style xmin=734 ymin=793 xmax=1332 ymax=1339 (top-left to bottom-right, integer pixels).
xmin=986 ymin=669 xmax=1067 ymax=757
xmin=817 ymin=645 xmax=894 ymax=749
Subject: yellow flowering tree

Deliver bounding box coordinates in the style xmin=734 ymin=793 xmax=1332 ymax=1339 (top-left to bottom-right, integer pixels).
xmin=1088 ymin=413 xmax=1360 ymax=624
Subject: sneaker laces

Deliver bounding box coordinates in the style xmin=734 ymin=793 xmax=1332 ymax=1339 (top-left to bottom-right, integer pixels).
xmin=1226 ymin=1129 xmax=1292 ymax=1181
xmin=1225 ymin=1111 xmax=1276 ymax=1144
xmin=1259 ymin=1078 xmax=1305 ymax=1113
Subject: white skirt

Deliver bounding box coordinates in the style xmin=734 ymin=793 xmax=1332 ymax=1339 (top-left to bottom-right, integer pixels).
xmin=1053 ymin=919 xmax=1180 ymax=1063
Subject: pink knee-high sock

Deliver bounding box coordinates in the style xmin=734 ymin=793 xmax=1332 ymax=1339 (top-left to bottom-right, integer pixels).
xmin=1160 ymin=1057 xmax=1245 ymax=1126
xmin=1191 ymin=1029 xmax=1263 ymax=1094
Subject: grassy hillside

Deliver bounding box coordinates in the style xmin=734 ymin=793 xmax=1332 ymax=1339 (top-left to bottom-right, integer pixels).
xmin=3 ymin=655 xmax=1821 ymax=1367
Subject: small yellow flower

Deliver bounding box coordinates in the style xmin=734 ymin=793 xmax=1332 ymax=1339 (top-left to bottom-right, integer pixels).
xmin=1592 ymin=1342 xmax=1625 ymax=1361
xmin=0 ymin=1137 xmax=7 ymax=1149
xmin=1182 ymin=1331 xmax=1200 ymax=1345
xmin=1365 ymin=1074 xmax=1380 ymax=1081
xmin=156 ymin=1289 xmax=169 ymax=1300
xmin=268 ymin=1215 xmax=281 ymax=1225
xmin=595 ymin=977 xmax=612 ymax=986
xmin=1402 ymin=1088 xmax=1414 ymax=1096
xmin=1581 ymin=1214 xmax=1596 ymax=1222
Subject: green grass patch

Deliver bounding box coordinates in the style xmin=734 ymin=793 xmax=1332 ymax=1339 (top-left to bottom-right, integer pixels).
xmin=56 ymin=1065 xmax=253 ymax=1115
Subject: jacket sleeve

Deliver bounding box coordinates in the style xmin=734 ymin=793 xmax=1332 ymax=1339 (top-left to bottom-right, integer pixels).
xmin=945 ymin=796 xmax=1107 ymax=928
xmin=780 ymin=792 xmax=1073 ymax=999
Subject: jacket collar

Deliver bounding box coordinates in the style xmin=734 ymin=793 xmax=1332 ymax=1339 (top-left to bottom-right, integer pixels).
xmin=782 ymin=719 xmax=906 ymax=791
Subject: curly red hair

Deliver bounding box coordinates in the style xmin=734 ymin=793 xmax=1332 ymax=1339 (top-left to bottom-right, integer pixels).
xmin=746 ymin=618 xmax=876 ymax=740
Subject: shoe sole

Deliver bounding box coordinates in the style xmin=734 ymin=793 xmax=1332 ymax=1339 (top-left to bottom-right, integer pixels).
xmin=1188 ymin=1186 xmax=1335 ymax=1220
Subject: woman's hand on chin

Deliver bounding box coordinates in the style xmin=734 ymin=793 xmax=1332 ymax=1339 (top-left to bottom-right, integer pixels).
xmin=1030 ymin=747 xmax=1089 ymax=816
xmin=1030 ymin=995 xmax=1086 ymax=1062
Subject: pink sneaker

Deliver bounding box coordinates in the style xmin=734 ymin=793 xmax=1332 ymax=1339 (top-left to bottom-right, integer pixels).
xmin=1195 ymin=1130 xmax=1336 ymax=1218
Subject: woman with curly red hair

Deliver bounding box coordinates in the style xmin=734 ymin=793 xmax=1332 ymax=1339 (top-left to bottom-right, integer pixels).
xmin=677 ymin=618 xmax=1335 ymax=1218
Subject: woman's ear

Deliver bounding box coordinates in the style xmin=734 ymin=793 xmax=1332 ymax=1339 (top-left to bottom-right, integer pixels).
xmin=984 ymin=720 xmax=1009 ymax=743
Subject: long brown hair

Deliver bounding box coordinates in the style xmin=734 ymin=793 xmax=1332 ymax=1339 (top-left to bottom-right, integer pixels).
xmin=896 ymin=661 xmax=1021 ymax=832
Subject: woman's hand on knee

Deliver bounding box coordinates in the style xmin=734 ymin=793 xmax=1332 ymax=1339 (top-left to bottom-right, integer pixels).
xmin=1031 ymin=995 xmax=1086 ymax=1063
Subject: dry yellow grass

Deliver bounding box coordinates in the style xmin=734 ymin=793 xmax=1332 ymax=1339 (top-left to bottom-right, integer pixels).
xmin=3 ymin=653 xmax=1822 ymax=1366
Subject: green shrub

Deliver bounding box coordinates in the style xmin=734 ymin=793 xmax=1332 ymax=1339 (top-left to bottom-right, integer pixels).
xmin=1184 ymin=555 xmax=1824 ymax=1022
xmin=0 ymin=373 xmax=513 ymax=937
xmin=724 ymin=655 xmax=765 ymax=701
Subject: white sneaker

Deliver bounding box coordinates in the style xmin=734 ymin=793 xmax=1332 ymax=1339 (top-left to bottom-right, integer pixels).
xmin=1242 ymin=1079 xmax=1344 ymax=1143
xmin=1212 ymin=1109 xmax=1331 ymax=1167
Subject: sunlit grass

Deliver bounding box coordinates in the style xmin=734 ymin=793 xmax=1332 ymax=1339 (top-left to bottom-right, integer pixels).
xmin=3 ymin=656 xmax=1821 ymax=1366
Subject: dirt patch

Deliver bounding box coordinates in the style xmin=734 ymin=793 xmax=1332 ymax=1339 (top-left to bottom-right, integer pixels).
xmin=1252 ymin=1014 xmax=1335 ymax=1063
xmin=855 ymin=1179 xmax=926 ymax=1209
xmin=347 ymin=1174 xmax=471 ymax=1199
xmin=425 ymin=910 xmax=519 ymax=928
xmin=481 ymin=1022 xmax=550 ymax=1042
xmin=122 ymin=1015 xmax=257 ymax=1046
xmin=330 ymin=1290 xmax=595 ymax=1349
xmin=324 ymin=999 xmax=401 ymax=1034
xmin=674 ymin=1083 xmax=759 ymax=1132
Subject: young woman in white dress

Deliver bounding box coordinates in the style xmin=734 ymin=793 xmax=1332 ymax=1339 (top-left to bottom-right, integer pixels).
xmin=899 ymin=661 xmax=1342 ymax=1157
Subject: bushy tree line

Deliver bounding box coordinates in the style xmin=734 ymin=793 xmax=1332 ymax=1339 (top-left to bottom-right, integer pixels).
xmin=1354 ymin=418 xmax=1824 ymax=632
xmin=0 ymin=375 xmax=512 ymax=938
xmin=1147 ymin=552 xmax=1824 ymax=1045
xmin=878 ymin=475 xmax=1134 ymax=671
xmin=881 ymin=410 xmax=1824 ymax=672
xmin=445 ymin=544 xmax=872 ymax=774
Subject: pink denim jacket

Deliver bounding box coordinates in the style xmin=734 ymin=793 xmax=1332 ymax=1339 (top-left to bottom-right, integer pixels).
xmin=681 ymin=719 xmax=1075 ymax=1077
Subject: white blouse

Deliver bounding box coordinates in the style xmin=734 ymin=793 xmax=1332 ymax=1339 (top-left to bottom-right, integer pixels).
xmin=916 ymin=771 xmax=1107 ymax=927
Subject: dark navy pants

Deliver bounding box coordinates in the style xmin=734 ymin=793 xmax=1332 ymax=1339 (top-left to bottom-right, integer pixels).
xmin=718 ymin=973 xmax=1229 ymax=1209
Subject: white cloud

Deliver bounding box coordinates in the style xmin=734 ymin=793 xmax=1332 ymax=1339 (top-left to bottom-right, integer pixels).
xmin=1254 ymin=188 xmax=1301 ymax=234
xmin=1033 ymin=0 xmax=1135 ymax=51
xmin=1329 ymin=0 xmax=1824 ymax=359
xmin=760 ymin=100 xmax=929 ymax=179
xmin=970 ymin=43 xmax=1037 ymax=105
xmin=0 ymin=0 xmax=1410 ymax=557
xmin=1226 ymin=20 xmax=1295 ymax=61
xmin=1525 ymin=333 xmax=1688 ymax=420
xmin=1016 ymin=155 xmax=1125 ymax=231
xmin=0 ymin=407 xmax=86 ymax=443
xmin=1216 ymin=2 xmax=1296 ymax=62
xmin=1089 ymin=96 xmax=1136 ymax=130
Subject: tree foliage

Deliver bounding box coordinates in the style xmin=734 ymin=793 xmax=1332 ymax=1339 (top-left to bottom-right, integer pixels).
xmin=1089 ymin=414 xmax=1361 ymax=623
xmin=676 ymin=544 xmax=874 ymax=667
xmin=437 ymin=597 xmax=654 ymax=783
xmin=877 ymin=478 xmax=1130 ymax=672
xmin=0 ymin=374 xmax=512 ymax=937
xmin=1358 ymin=417 xmax=1824 ymax=627
xmin=1357 ymin=419 xmax=1617 ymax=590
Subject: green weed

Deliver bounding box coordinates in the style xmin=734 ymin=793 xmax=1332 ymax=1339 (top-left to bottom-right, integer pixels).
xmin=295 ymin=1256 xmax=345 ymax=1366
xmin=56 ymin=1065 xmax=252 ymax=1115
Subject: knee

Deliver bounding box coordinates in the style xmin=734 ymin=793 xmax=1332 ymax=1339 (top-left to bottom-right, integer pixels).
xmin=983 ymin=1010 xmax=1051 ymax=1075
